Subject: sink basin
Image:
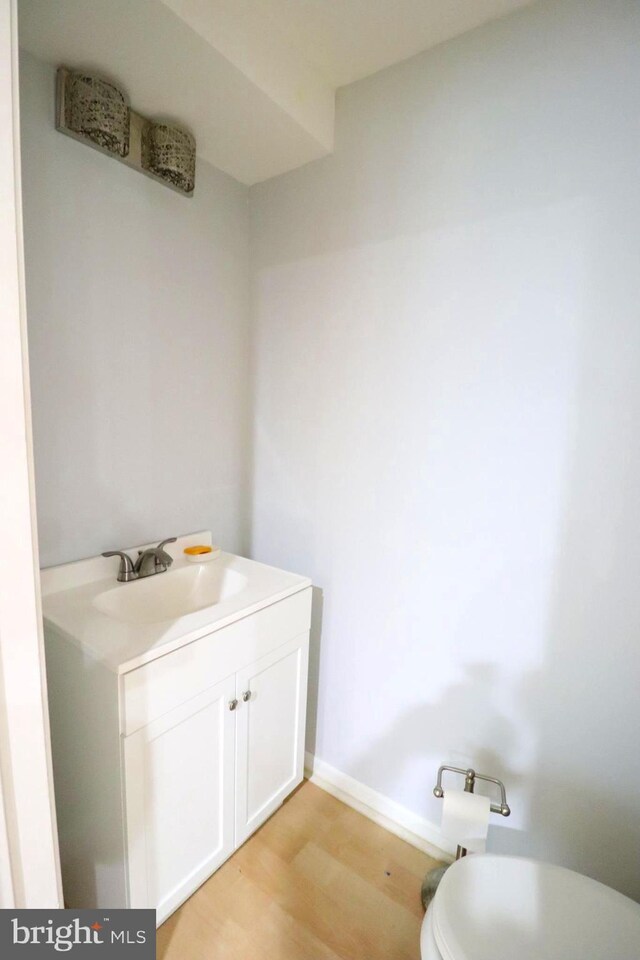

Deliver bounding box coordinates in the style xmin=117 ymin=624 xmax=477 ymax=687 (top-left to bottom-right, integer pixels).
xmin=93 ymin=562 xmax=249 ymax=624
xmin=41 ymin=534 xmax=311 ymax=674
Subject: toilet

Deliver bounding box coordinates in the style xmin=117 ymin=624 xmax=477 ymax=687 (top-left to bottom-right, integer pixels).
xmin=421 ymin=854 xmax=640 ymax=960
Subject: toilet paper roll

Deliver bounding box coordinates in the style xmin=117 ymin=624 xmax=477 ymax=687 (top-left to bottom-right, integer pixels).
xmin=440 ymin=789 xmax=491 ymax=853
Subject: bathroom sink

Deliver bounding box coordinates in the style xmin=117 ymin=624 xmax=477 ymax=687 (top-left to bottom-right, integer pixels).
xmin=93 ymin=562 xmax=249 ymax=625
xmin=41 ymin=534 xmax=311 ymax=673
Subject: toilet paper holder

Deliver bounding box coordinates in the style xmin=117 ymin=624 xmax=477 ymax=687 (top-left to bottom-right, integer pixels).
xmin=433 ymin=764 xmax=510 ymax=860
xmin=422 ymin=765 xmax=512 ymax=909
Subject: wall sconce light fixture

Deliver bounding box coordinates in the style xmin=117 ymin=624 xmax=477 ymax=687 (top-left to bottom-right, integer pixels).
xmin=142 ymin=122 xmax=196 ymax=195
xmin=63 ymin=71 xmax=130 ymax=157
xmin=56 ymin=67 xmax=196 ymax=197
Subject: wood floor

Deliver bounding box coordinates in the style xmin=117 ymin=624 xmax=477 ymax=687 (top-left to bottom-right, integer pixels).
xmin=157 ymin=781 xmax=441 ymax=960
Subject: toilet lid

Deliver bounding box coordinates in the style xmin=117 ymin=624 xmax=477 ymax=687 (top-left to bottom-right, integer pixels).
xmin=431 ymin=855 xmax=640 ymax=960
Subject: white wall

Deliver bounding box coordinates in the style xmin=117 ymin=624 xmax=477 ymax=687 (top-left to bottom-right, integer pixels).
xmin=250 ymin=0 xmax=640 ymax=898
xmin=20 ymin=51 xmax=251 ymax=567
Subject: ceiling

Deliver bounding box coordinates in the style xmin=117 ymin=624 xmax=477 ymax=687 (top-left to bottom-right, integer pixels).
xmin=203 ymin=0 xmax=536 ymax=87
xmin=19 ymin=0 xmax=534 ymax=185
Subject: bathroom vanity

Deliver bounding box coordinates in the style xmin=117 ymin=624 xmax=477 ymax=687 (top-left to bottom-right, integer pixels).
xmin=41 ymin=533 xmax=311 ymax=924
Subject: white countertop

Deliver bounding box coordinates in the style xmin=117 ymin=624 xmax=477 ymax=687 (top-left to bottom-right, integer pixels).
xmin=41 ymin=533 xmax=311 ymax=674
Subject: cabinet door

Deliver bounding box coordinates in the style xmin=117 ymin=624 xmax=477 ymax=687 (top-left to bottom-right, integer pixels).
xmin=235 ymin=633 xmax=309 ymax=846
xmin=124 ymin=675 xmax=236 ymax=924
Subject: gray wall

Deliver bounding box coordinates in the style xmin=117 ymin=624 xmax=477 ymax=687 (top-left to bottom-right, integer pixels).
xmin=20 ymin=52 xmax=251 ymax=567
xmin=250 ymin=0 xmax=640 ymax=897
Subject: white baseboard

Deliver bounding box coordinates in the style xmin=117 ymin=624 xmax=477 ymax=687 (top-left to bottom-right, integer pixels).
xmin=304 ymin=752 xmax=455 ymax=863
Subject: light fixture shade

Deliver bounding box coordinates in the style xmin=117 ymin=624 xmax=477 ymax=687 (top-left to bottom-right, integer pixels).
xmin=64 ymin=72 xmax=129 ymax=157
xmin=142 ymin=122 xmax=196 ymax=195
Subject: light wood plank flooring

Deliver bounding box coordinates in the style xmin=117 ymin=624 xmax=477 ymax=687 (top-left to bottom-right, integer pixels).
xmin=157 ymin=781 xmax=441 ymax=960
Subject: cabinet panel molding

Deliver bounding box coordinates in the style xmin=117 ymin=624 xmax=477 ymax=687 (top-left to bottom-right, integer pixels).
xmin=235 ymin=633 xmax=309 ymax=846
xmin=124 ymin=676 xmax=236 ymax=923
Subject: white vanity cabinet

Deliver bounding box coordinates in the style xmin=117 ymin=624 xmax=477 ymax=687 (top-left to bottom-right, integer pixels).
xmin=43 ymin=552 xmax=311 ymax=926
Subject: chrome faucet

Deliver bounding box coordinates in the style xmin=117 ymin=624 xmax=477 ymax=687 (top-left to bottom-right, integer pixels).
xmin=102 ymin=537 xmax=177 ymax=582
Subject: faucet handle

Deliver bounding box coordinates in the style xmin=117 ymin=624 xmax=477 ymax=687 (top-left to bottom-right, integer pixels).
xmin=155 ymin=537 xmax=177 ymax=565
xmin=102 ymin=550 xmax=136 ymax=582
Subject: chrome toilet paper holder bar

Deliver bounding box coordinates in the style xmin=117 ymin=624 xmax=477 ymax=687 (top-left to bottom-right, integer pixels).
xmin=433 ymin=764 xmax=510 ymax=860
xmin=421 ymin=764 xmax=512 ymax=909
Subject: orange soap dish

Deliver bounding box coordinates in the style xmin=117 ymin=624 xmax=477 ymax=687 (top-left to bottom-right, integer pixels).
xmin=184 ymin=544 xmax=221 ymax=563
